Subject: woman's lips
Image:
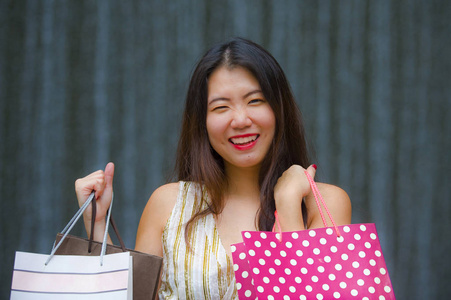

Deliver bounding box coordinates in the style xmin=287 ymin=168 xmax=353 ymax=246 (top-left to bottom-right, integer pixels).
xmin=229 ymin=134 xmax=259 ymax=145
xmin=229 ymin=134 xmax=259 ymax=150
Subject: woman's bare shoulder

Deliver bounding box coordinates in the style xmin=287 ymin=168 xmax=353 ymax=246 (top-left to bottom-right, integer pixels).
xmin=143 ymin=182 xmax=180 ymax=223
xmin=306 ymin=182 xmax=352 ymax=228
xmin=149 ymin=182 xmax=180 ymax=207
xmin=135 ymin=182 xmax=180 ymax=255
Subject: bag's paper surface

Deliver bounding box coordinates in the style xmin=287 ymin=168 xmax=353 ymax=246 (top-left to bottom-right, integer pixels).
xmin=53 ymin=233 xmax=161 ymax=300
xmin=11 ymin=251 xmax=132 ymax=300
xmin=232 ymin=223 xmax=395 ymax=300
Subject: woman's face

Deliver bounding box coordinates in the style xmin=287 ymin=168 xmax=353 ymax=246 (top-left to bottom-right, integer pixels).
xmin=206 ymin=66 xmax=276 ymax=171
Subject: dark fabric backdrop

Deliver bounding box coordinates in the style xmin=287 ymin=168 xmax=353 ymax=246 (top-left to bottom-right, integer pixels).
xmin=1 ymin=0 xmax=450 ymax=298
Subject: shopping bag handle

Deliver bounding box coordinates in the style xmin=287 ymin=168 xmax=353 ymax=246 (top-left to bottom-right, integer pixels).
xmin=89 ymin=196 xmax=126 ymax=253
xmin=46 ymin=191 xmax=114 ymax=266
xmin=273 ymin=170 xmax=341 ymax=241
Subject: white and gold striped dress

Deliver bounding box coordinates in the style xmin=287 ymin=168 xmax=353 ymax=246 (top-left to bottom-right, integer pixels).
xmin=158 ymin=181 xmax=238 ymax=300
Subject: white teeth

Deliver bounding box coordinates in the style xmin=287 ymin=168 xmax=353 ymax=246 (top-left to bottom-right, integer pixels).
xmin=230 ymin=135 xmax=258 ymax=145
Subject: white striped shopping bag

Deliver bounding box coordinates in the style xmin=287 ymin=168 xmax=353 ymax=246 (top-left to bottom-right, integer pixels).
xmin=10 ymin=251 xmax=132 ymax=300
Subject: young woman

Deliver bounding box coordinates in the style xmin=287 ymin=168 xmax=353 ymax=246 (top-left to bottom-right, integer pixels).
xmin=75 ymin=37 xmax=352 ymax=299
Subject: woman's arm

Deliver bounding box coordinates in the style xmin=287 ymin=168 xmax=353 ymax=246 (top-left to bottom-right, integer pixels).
xmin=75 ymin=162 xmax=115 ymax=243
xmin=274 ymin=164 xmax=317 ymax=231
xmin=305 ymin=183 xmax=352 ymax=229
xmin=135 ymin=183 xmax=179 ymax=256
xmin=274 ymin=165 xmax=352 ymax=231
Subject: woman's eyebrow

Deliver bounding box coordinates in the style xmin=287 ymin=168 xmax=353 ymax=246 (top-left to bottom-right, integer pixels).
xmin=208 ymin=97 xmax=230 ymax=105
xmin=208 ymin=89 xmax=263 ymax=105
xmin=243 ymin=89 xmax=263 ymax=99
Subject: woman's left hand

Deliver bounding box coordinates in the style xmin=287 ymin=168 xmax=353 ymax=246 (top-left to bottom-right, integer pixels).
xmin=274 ymin=164 xmax=317 ymax=230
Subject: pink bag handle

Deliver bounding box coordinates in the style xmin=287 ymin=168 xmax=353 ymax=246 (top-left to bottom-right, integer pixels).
xmin=273 ymin=170 xmax=341 ymax=241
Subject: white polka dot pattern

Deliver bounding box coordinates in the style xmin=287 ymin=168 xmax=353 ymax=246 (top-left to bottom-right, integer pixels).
xmin=231 ymin=223 xmax=395 ymax=299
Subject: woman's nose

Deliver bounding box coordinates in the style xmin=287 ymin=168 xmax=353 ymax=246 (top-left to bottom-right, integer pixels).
xmin=230 ymin=109 xmax=252 ymax=128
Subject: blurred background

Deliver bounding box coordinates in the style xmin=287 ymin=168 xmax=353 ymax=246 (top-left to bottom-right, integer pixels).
xmin=1 ymin=0 xmax=450 ymax=298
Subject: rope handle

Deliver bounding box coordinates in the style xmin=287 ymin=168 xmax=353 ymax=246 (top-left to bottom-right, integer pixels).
xmin=89 ymin=196 xmax=126 ymax=253
xmin=46 ymin=191 xmax=114 ymax=266
xmin=273 ymin=170 xmax=341 ymax=242
xmin=304 ymin=170 xmax=341 ymax=236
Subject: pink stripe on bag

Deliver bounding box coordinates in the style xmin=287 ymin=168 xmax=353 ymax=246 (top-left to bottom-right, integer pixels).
xmin=11 ymin=270 xmax=129 ymax=293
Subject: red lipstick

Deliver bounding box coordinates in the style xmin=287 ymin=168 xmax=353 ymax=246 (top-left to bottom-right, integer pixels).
xmin=229 ymin=134 xmax=259 ymax=151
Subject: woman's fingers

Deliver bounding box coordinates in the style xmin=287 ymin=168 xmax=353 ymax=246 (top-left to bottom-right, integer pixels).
xmin=274 ymin=164 xmax=318 ymax=204
xmin=76 ymin=171 xmax=104 ymax=202
xmin=75 ymin=162 xmax=115 ymax=208
xmin=104 ymin=162 xmax=114 ymax=192
xmin=94 ymin=163 xmax=114 ymax=222
xmin=94 ymin=173 xmax=106 ymax=199
xmin=305 ymin=164 xmax=317 ymax=181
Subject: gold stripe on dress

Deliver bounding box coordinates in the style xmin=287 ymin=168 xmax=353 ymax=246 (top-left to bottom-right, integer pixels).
xmin=175 ymin=182 xmax=189 ymax=295
xmin=161 ymin=223 xmax=173 ymax=297
xmin=160 ymin=182 xmax=238 ymax=299
xmin=202 ymin=232 xmax=211 ymax=300
xmin=212 ymin=226 xmax=224 ymax=297
xmin=184 ymin=182 xmax=195 ymax=299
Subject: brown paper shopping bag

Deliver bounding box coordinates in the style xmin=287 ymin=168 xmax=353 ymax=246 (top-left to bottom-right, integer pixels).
xmin=11 ymin=192 xmax=162 ymax=300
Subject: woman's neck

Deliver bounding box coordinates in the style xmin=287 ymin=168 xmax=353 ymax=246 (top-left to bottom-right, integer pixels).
xmin=224 ymin=163 xmax=261 ymax=203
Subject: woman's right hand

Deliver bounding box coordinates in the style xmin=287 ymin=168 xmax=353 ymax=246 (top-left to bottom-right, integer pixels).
xmin=75 ymin=162 xmax=115 ymax=241
xmin=273 ymin=164 xmax=317 ymax=231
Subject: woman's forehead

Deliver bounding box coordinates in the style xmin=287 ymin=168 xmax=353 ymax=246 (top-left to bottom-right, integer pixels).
xmin=207 ymin=67 xmax=261 ymax=98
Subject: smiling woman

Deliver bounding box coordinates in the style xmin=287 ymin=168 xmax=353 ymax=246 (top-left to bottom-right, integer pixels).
xmin=74 ymin=37 xmax=351 ymax=299
xmin=206 ymin=66 xmax=276 ymax=170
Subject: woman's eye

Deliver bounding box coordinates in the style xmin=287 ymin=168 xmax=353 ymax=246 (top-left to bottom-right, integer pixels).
xmin=249 ymin=99 xmax=264 ymax=104
xmin=212 ymin=106 xmax=228 ymax=111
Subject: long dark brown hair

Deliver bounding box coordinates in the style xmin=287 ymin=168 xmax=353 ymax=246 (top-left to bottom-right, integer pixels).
xmin=174 ymin=37 xmax=311 ymax=239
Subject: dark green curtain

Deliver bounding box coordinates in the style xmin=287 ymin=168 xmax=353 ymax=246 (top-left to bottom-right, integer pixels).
xmin=1 ymin=0 xmax=450 ymax=298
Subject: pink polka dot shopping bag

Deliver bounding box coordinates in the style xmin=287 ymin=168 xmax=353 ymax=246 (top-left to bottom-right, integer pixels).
xmin=231 ymin=171 xmax=395 ymax=300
